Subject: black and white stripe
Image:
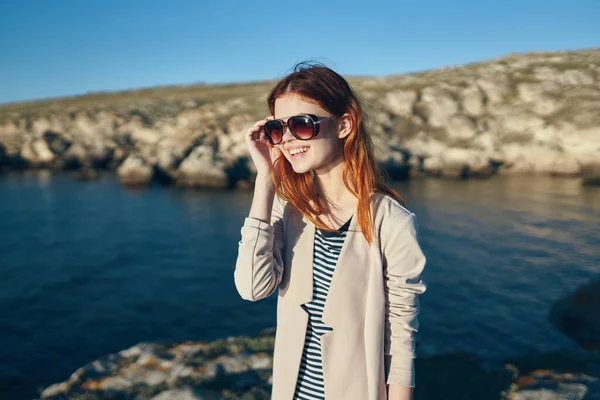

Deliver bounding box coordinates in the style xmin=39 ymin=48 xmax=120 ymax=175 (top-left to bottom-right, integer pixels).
xmin=293 ymin=217 xmax=352 ymax=400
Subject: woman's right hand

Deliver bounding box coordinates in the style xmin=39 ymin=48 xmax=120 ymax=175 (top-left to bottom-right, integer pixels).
xmin=245 ymin=116 xmax=283 ymax=178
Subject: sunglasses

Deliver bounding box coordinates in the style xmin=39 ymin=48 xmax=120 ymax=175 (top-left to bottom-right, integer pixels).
xmin=263 ymin=114 xmax=336 ymax=145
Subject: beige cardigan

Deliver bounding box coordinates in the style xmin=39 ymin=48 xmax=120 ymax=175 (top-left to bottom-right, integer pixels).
xmin=234 ymin=192 xmax=427 ymax=400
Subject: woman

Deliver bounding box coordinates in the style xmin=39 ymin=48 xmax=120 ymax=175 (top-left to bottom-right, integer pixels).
xmin=234 ymin=63 xmax=427 ymax=400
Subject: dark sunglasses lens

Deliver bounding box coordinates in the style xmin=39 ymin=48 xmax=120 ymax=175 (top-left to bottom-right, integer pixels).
xmin=288 ymin=116 xmax=314 ymax=140
xmin=264 ymin=121 xmax=283 ymax=144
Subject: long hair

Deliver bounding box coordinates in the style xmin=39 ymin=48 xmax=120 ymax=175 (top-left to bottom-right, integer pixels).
xmin=267 ymin=62 xmax=405 ymax=245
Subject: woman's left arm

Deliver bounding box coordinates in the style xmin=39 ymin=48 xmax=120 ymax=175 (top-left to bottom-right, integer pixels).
xmin=380 ymin=209 xmax=427 ymax=399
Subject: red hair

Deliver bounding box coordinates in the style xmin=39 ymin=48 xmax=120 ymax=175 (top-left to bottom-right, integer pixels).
xmin=267 ymin=62 xmax=405 ymax=245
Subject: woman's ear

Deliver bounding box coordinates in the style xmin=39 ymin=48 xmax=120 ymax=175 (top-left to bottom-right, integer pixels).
xmin=337 ymin=113 xmax=353 ymax=139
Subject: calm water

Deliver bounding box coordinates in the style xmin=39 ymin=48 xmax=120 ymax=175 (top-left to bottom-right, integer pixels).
xmin=0 ymin=172 xmax=599 ymax=400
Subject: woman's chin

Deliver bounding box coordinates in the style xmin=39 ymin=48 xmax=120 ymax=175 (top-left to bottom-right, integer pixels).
xmin=291 ymin=165 xmax=312 ymax=174
xmin=289 ymin=159 xmax=313 ymax=175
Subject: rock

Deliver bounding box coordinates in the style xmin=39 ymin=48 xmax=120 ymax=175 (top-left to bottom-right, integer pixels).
xmin=117 ymin=155 xmax=153 ymax=186
xmin=224 ymin=156 xmax=254 ymax=187
xmin=550 ymin=279 xmax=600 ymax=351
xmin=154 ymin=148 xmax=180 ymax=184
xmin=421 ymin=148 xmax=494 ymax=179
xmin=40 ymin=381 xmax=71 ymax=399
xmin=501 ymin=351 xmax=600 ymax=400
xmin=461 ymin=85 xmax=485 ymax=116
xmin=416 ymin=87 xmax=459 ymax=127
xmin=177 ymin=145 xmax=228 ymax=189
xmin=31 ymin=118 xmax=58 ymax=136
xmin=500 ymin=144 xmax=563 ymax=173
xmin=439 ymin=148 xmax=473 ymax=179
xmin=36 ymin=332 xmax=276 ymax=400
xmin=533 ymin=66 xmax=559 ymax=81
xmin=581 ymin=162 xmax=600 ymax=186
xmin=495 ymin=109 xmax=545 ymax=134
xmin=554 ymin=69 xmax=595 ymax=86
xmin=476 ymin=78 xmax=510 ymax=104
xmin=549 ymin=154 xmax=581 ymax=177
xmin=176 ymin=109 xmax=206 ymax=128
xmin=154 ymin=132 xmax=199 ymax=183
xmin=88 ymin=141 xmax=115 ymax=169
xmin=111 ymin=147 xmax=127 ymax=166
xmin=471 ymin=131 xmax=497 ymax=153
xmin=119 ymin=119 xmax=162 ymax=146
xmin=445 ymin=115 xmax=478 ymax=141
xmin=43 ymin=131 xmax=71 ymax=155
xmin=379 ymin=161 xmax=411 ymax=180
xmin=89 ymin=376 xmax=132 ymax=390
xmin=402 ymin=131 xmax=447 ymax=159
xmin=0 ymin=128 xmax=25 ymax=168
xmin=150 ymin=387 xmax=220 ymax=400
xmin=507 ymin=381 xmax=595 ymax=400
xmin=21 ymin=138 xmax=56 ymax=166
xmin=62 ymin=143 xmax=88 ymax=169
xmin=429 ymin=149 xmax=497 ymax=179
xmin=382 ymin=89 xmax=417 ymax=117
xmin=376 ymin=145 xmax=411 ymax=180
xmin=422 ymin=156 xmax=444 ymax=177
xmin=223 ymin=114 xmax=256 ymax=161
xmin=517 ymin=82 xmax=562 ymax=116
xmin=532 ymin=97 xmax=562 ymax=116
xmin=517 ymin=82 xmax=560 ymax=103
xmin=59 ymin=140 xmax=114 ymax=170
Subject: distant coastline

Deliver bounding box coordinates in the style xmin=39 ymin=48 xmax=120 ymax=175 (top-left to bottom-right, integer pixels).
xmin=1 ymin=48 xmax=599 ymax=188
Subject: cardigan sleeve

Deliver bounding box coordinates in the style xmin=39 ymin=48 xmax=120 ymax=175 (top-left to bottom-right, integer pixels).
xmin=380 ymin=208 xmax=427 ymax=387
xmin=233 ymin=195 xmax=286 ymax=301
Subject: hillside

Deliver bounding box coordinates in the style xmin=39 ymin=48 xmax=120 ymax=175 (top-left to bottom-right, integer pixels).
xmin=1 ymin=48 xmax=599 ymax=187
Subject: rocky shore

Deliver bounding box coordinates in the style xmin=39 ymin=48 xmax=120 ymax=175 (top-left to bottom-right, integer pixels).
xmin=1 ymin=48 xmax=600 ymax=188
xmin=36 ymin=330 xmax=600 ymax=400
xmin=35 ymin=281 xmax=600 ymax=400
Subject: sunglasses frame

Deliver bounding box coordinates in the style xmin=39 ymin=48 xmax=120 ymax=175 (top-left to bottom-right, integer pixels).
xmin=263 ymin=113 xmax=336 ymax=145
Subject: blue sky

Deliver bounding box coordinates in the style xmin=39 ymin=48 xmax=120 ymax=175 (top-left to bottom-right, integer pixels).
xmin=0 ymin=0 xmax=598 ymax=104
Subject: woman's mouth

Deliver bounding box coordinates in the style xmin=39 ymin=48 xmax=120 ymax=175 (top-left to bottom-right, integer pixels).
xmin=289 ymin=146 xmax=310 ymax=160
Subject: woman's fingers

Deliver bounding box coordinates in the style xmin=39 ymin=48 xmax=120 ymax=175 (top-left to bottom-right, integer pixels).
xmin=247 ymin=116 xmax=275 ymax=143
xmin=248 ymin=117 xmax=270 ymax=135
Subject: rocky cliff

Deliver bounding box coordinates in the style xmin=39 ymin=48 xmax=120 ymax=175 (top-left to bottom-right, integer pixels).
xmin=1 ymin=48 xmax=599 ymax=188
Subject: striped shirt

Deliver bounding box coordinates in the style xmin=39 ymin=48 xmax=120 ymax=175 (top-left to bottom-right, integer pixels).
xmin=293 ymin=216 xmax=353 ymax=400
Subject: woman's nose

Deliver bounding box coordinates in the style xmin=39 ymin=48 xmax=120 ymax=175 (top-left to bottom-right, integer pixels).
xmin=280 ymin=125 xmax=296 ymax=143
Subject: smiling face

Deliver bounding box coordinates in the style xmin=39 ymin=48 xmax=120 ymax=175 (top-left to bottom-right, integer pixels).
xmin=273 ymin=93 xmax=349 ymax=175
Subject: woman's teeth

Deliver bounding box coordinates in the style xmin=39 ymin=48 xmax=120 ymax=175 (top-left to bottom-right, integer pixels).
xmin=290 ymin=147 xmax=310 ymax=155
